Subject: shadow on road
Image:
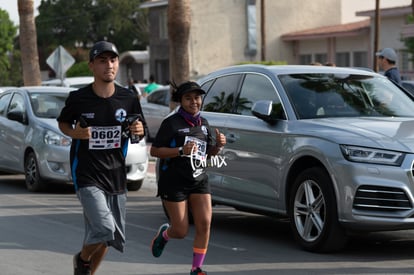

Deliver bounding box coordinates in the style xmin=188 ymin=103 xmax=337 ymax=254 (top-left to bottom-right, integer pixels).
xmin=0 ymin=174 xmax=74 ymax=194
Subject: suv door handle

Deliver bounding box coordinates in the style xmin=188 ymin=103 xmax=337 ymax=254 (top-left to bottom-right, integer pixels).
xmin=226 ymin=133 xmax=238 ymax=143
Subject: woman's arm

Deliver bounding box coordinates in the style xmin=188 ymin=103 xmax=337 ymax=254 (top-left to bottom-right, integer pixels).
xmin=207 ymin=128 xmax=226 ymax=156
xmin=151 ymin=141 xmax=196 ymax=159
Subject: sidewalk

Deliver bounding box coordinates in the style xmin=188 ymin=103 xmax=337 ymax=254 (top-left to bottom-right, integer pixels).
xmin=147 ymin=160 xmax=155 ymax=175
xmin=146 ymin=142 xmax=156 ymax=176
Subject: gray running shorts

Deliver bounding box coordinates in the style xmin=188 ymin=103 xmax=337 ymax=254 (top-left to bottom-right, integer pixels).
xmin=77 ymin=186 xmax=127 ymax=252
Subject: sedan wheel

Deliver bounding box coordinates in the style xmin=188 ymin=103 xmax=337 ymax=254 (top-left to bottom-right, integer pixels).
xmin=289 ymin=167 xmax=347 ymax=252
xmin=24 ymin=151 xmax=45 ymax=192
xmin=127 ymin=180 xmax=143 ymax=191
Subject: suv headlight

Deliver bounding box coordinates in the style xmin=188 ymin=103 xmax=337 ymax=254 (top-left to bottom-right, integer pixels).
xmin=340 ymin=145 xmax=404 ymax=166
xmin=44 ymin=130 xmax=71 ymax=146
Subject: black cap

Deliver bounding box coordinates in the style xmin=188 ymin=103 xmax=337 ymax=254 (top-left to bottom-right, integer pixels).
xmin=172 ymin=81 xmax=206 ymax=102
xmin=89 ymin=41 xmax=119 ymax=61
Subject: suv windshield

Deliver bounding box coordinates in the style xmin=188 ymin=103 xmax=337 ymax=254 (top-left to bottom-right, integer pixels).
xmin=280 ymin=73 xmax=414 ymax=119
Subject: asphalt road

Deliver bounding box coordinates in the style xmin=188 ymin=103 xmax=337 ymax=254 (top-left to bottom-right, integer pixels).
xmin=2 ymin=169 xmax=414 ymax=275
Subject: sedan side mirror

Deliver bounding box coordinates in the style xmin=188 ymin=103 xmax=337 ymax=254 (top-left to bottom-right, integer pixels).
xmin=7 ymin=109 xmax=27 ymax=125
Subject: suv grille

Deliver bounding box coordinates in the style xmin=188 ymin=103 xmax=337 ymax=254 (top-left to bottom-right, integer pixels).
xmin=353 ymin=185 xmax=412 ymax=211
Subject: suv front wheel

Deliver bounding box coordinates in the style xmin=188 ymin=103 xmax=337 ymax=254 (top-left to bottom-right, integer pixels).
xmin=289 ymin=166 xmax=347 ymax=252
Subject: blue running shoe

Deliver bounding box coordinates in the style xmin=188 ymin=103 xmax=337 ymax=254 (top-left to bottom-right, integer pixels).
xmin=151 ymin=223 xmax=169 ymax=257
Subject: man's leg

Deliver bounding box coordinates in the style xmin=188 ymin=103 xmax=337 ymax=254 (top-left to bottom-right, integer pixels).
xmin=80 ymin=243 xmax=108 ymax=275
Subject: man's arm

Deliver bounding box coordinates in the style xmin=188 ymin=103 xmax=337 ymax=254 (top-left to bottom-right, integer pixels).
xmin=58 ymin=121 xmax=91 ymax=139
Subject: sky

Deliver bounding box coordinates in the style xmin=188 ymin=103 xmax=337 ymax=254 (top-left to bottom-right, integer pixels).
xmin=0 ymin=0 xmax=41 ymax=25
xmin=0 ymin=0 xmax=411 ymax=25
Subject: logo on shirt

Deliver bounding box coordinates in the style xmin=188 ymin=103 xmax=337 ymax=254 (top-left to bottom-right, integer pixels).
xmin=201 ymin=125 xmax=208 ymax=136
xmin=82 ymin=112 xmax=94 ymax=119
xmin=178 ymin=128 xmax=190 ymax=133
xmin=115 ymin=108 xmax=127 ymax=123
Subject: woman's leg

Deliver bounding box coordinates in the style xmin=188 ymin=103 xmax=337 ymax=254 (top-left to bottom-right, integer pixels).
xmin=163 ymin=199 xmax=190 ymax=239
xmin=188 ymin=193 xmax=212 ymax=271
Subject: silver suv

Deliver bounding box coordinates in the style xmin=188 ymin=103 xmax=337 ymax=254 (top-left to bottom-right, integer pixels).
xmin=195 ymin=65 xmax=414 ymax=252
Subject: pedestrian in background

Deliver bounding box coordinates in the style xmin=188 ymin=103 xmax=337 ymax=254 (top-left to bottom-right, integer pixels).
xmin=150 ymin=81 xmax=226 ymax=275
xmin=57 ymin=41 xmax=146 ymax=275
xmin=127 ymin=78 xmax=140 ymax=97
xmin=143 ymin=74 xmax=160 ymax=96
xmin=376 ymin=47 xmax=402 ymax=85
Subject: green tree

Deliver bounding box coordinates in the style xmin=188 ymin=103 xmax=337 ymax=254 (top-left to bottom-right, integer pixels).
xmin=204 ymin=92 xmax=235 ymax=113
xmin=66 ymin=61 xmax=92 ymax=77
xmin=36 ymin=0 xmax=148 ymax=59
xmin=404 ymin=14 xmax=414 ymax=64
xmin=0 ymin=9 xmax=18 ymax=85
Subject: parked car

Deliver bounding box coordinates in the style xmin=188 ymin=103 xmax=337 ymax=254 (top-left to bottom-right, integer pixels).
xmin=401 ymin=80 xmax=414 ymax=97
xmin=42 ymin=76 xmax=125 ymax=89
xmin=140 ymin=85 xmax=171 ymax=140
xmin=133 ymin=83 xmax=148 ymax=97
xmin=42 ymin=76 xmax=94 ymax=88
xmin=0 ymin=86 xmax=148 ymax=192
xmin=0 ymin=86 xmax=16 ymax=93
xmin=171 ymin=64 xmax=414 ymax=252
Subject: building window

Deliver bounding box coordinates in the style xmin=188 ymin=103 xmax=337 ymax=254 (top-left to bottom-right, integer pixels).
xmin=353 ymin=51 xmax=368 ymax=68
xmin=336 ymin=52 xmax=350 ymax=67
xmin=159 ymin=10 xmax=168 ymax=39
xmin=314 ymin=53 xmax=327 ymax=64
xmin=299 ymin=54 xmax=312 ymax=65
xmin=401 ymin=50 xmax=409 ymax=71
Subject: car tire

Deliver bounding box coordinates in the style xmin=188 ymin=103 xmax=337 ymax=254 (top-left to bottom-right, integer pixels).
xmin=24 ymin=151 xmax=46 ymax=192
xmin=127 ymin=180 xmax=143 ymax=191
xmin=289 ymin=166 xmax=347 ymax=252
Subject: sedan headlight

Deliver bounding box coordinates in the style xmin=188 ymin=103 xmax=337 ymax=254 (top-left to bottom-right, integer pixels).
xmin=44 ymin=130 xmax=71 ymax=146
xmin=340 ymin=145 xmax=404 ymax=166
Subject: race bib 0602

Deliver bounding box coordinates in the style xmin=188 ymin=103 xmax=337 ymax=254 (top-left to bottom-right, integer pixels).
xmin=89 ymin=126 xmax=122 ymax=150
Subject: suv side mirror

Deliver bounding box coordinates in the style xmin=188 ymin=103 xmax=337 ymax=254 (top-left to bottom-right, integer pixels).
xmin=252 ymin=100 xmax=283 ymax=125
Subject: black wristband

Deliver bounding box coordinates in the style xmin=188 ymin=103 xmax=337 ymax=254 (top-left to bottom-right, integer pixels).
xmin=179 ymin=146 xmax=184 ymax=156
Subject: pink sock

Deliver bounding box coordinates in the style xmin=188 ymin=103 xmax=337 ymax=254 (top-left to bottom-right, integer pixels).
xmin=162 ymin=229 xmax=169 ymax=241
xmin=192 ymin=247 xmax=207 ymax=271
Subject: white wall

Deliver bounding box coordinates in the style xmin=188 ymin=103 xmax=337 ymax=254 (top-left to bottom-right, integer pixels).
xmin=342 ymin=0 xmax=411 ymax=22
xmin=187 ymin=0 xmax=412 ymax=78
xmin=189 ymin=0 xmax=344 ymax=77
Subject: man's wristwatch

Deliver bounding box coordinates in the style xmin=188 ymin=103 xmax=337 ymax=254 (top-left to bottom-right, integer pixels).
xmin=179 ymin=146 xmax=184 ymax=156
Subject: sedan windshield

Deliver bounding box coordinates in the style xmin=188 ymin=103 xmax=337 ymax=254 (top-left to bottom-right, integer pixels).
xmin=30 ymin=93 xmax=67 ymax=118
xmin=280 ymin=73 xmax=414 ymax=119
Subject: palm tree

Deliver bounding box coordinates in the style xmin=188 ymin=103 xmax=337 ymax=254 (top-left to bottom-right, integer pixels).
xmin=18 ymin=0 xmax=41 ymax=86
xmin=168 ymin=0 xmax=191 ymax=110
xmin=203 ymin=92 xmax=252 ymax=114
xmin=412 ymin=0 xmax=414 ymax=17
xmin=374 ymin=0 xmax=380 ymax=72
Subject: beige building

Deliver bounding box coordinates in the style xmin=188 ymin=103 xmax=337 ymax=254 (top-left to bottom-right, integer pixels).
xmin=139 ymin=0 xmax=414 ymax=82
xmin=358 ymin=6 xmax=414 ymax=78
